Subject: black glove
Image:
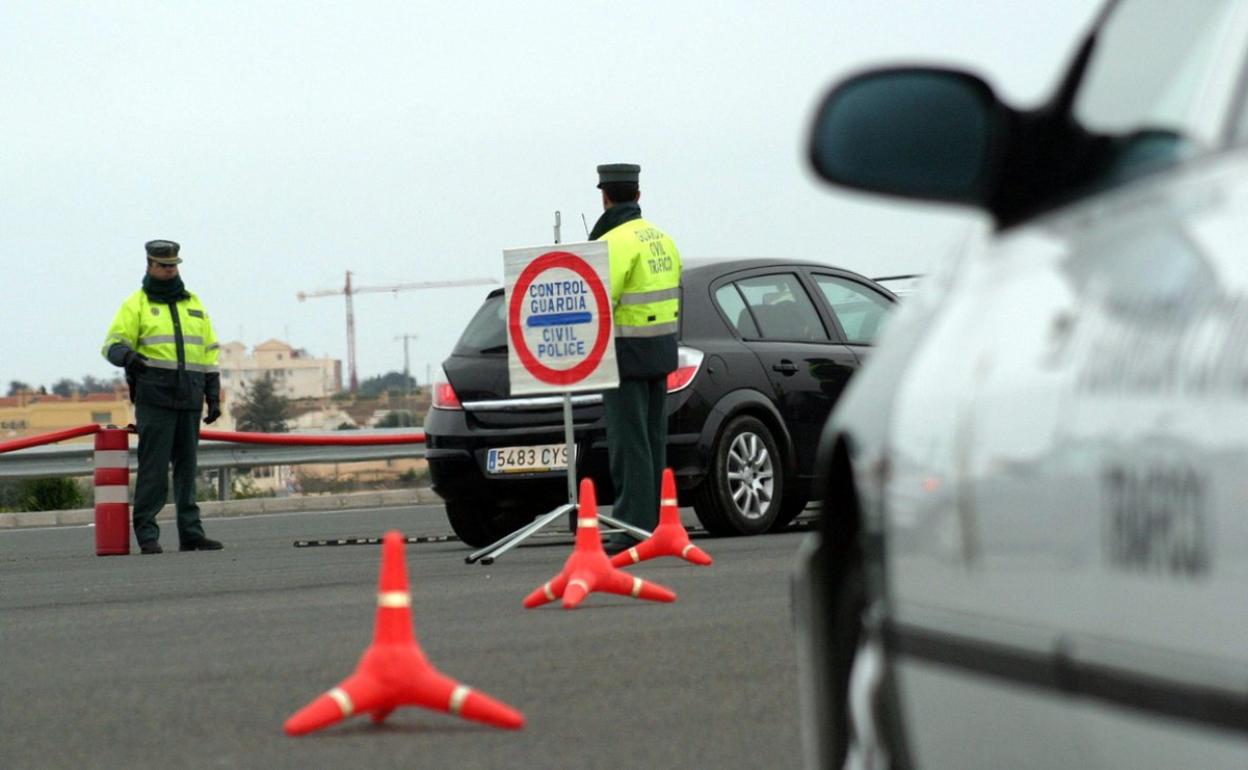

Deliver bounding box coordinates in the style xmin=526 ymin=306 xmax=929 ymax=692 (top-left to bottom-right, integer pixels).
xmin=124 ymin=351 xmax=149 ymax=377
xmin=204 ymin=401 xmax=221 ymax=425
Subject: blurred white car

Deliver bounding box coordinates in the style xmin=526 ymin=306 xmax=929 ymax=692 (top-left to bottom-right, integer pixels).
xmin=794 ymin=0 xmax=1248 ymax=768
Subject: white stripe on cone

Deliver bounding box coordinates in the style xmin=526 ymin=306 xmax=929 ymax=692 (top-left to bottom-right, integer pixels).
xmin=328 ymin=687 xmax=354 ymax=717
xmin=449 ymin=684 xmax=470 ymax=715
xmin=377 ymin=591 xmax=411 ymax=608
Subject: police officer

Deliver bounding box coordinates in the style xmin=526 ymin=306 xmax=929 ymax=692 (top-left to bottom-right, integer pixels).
xmin=102 ymin=240 xmax=224 ymax=554
xmin=589 ymin=164 xmax=682 ymax=553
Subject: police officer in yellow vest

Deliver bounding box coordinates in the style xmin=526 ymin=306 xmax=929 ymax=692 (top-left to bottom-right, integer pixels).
xmin=102 ymin=240 xmax=224 ymax=554
xmin=588 ymin=164 xmax=682 ymax=553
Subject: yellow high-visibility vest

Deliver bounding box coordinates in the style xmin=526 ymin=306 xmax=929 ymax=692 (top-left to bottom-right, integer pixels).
xmin=602 ymin=218 xmax=681 ymax=338
xmin=101 ymin=289 xmax=220 ymax=373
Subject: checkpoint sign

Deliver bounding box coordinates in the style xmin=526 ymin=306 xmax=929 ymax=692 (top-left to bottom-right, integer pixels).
xmin=504 ymin=241 xmax=617 ymax=396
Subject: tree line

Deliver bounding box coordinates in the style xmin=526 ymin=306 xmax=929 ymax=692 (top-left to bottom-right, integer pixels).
xmin=8 ymin=370 xmax=416 ymax=400
xmin=7 ymin=376 xmax=123 ymax=398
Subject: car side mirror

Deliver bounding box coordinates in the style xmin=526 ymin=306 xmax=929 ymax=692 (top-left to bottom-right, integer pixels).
xmin=808 ymin=68 xmax=1005 ymax=207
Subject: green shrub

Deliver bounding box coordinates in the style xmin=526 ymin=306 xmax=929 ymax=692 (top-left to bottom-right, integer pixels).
xmin=375 ymin=410 xmax=417 ymax=428
xmin=397 ymin=467 xmax=428 ymax=487
xmin=296 ymin=473 xmax=358 ymax=495
xmin=0 ymin=479 xmax=21 ymax=512
xmin=230 ymin=474 xmax=274 ymax=500
xmin=16 ymin=477 xmax=86 ymax=511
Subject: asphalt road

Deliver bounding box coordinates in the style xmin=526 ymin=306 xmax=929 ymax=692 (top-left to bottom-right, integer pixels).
xmin=0 ymin=504 xmax=810 ymax=770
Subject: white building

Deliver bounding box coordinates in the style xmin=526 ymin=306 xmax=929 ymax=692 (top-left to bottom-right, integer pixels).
xmin=218 ymin=339 xmax=342 ymax=405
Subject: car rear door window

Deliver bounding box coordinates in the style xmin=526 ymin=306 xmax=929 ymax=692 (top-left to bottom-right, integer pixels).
xmin=734 ymin=273 xmax=829 ymax=342
xmin=812 ymin=274 xmax=893 ymax=344
xmin=714 ymin=284 xmax=761 ymax=338
xmin=453 ymin=292 xmax=507 ymax=354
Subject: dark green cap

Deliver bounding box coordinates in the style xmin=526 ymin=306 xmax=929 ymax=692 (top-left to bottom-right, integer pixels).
xmin=596 ymin=163 xmax=640 ymax=188
xmin=145 ymin=239 xmax=182 ymax=265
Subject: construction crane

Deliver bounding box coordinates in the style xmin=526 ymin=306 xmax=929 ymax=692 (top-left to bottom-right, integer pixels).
xmin=297 ymin=271 xmax=496 ymax=393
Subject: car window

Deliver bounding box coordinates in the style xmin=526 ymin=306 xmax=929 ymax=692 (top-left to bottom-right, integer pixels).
xmin=453 ymin=292 xmax=507 ymax=354
xmin=813 ymin=275 xmax=893 ymax=345
xmin=1071 ymin=0 xmax=1237 ymax=187
xmin=733 ymin=273 xmax=829 ymax=342
xmin=714 ymin=284 xmax=760 ymax=338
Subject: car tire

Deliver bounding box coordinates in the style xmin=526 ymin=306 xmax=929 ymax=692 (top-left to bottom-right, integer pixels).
xmin=692 ymin=414 xmax=784 ymax=535
xmin=445 ymin=499 xmax=531 ymax=548
xmin=770 ymin=491 xmax=809 ymax=532
xmin=826 ymin=543 xmax=866 ymax=766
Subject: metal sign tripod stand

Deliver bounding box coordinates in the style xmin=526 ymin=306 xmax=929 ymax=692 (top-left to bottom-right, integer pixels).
xmin=464 ymin=392 xmax=650 ymax=565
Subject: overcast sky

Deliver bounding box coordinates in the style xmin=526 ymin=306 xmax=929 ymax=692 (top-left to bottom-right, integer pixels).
xmin=2 ymin=1 xmax=1100 ymax=394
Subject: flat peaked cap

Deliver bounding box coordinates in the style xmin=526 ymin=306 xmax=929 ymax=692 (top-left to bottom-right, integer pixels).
xmin=145 ymin=239 xmax=182 ymax=265
xmin=596 ymin=163 xmax=640 ymax=188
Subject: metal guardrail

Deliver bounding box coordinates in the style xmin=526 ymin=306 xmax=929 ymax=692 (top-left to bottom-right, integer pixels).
xmin=0 ymin=429 xmax=427 ymax=481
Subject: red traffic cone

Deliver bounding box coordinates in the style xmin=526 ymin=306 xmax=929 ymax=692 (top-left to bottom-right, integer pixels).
xmin=523 ymin=479 xmax=676 ymax=610
xmin=284 ymin=530 xmax=524 ymax=735
xmin=611 ymin=468 xmax=712 ymax=568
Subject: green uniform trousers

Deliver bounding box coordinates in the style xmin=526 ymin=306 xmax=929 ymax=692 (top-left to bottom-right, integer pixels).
xmin=602 ymin=376 xmax=668 ymax=540
xmin=132 ymin=401 xmax=206 ymax=546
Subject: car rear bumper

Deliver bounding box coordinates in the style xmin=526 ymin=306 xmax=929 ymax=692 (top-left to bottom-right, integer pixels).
xmin=426 ymin=443 xmax=603 ymax=504
xmin=426 ymin=404 xmax=706 ymax=506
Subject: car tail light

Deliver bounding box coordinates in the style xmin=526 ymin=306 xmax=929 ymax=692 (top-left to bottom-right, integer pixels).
xmin=432 ymin=367 xmax=462 ymax=410
xmin=666 ymin=346 xmax=704 ymax=393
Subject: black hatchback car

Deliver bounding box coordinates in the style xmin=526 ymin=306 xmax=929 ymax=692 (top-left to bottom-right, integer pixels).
xmin=425 ymin=257 xmax=895 ymax=547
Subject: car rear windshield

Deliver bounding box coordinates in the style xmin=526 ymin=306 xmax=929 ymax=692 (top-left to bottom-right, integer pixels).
xmin=453 ymin=292 xmax=507 ymax=355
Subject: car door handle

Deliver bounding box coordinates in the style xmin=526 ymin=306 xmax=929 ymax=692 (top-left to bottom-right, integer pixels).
xmin=772 ymin=361 xmax=799 ymax=375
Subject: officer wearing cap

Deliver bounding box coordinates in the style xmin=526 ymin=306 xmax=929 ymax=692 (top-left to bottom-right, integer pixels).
xmin=588 ymin=163 xmax=682 ymax=554
xmin=101 ymin=240 xmax=224 ymax=554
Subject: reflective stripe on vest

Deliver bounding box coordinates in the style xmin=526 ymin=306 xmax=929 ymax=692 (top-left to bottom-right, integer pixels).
xmin=145 ymin=358 xmax=219 ymax=374
xmin=617 ymin=287 xmax=680 ymax=305
xmin=140 ymin=335 xmax=206 ymax=346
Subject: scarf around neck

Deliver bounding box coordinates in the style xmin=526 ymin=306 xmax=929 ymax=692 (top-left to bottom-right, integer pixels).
xmin=142 ymin=273 xmax=189 ymax=303
xmin=588 ymin=201 xmax=642 ymax=240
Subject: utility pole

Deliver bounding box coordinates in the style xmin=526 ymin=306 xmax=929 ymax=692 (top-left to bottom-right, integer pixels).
xmin=344 ymin=271 xmax=357 ymax=392
xmin=297 ymin=272 xmax=496 ymax=394
xmin=394 ymin=333 xmax=418 ymax=401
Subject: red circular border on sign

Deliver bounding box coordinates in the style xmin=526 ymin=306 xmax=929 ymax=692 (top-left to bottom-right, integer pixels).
xmin=508 ymin=251 xmax=612 ymax=386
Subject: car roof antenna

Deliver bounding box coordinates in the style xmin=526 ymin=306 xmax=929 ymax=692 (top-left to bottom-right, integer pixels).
xmin=581 ymin=213 xmax=590 ymax=239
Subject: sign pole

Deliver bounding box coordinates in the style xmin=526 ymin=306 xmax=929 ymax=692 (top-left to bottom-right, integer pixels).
xmin=562 ymin=392 xmax=577 ymax=509
xmin=557 ymin=213 xmax=574 ymax=523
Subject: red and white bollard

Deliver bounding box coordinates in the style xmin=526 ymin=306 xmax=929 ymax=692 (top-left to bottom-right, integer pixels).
xmin=93 ymin=428 xmax=131 ymax=556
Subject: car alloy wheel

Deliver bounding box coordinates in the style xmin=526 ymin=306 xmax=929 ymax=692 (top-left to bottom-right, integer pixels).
xmin=727 ymin=431 xmax=775 ymax=521
xmin=693 ymin=414 xmax=784 ymax=535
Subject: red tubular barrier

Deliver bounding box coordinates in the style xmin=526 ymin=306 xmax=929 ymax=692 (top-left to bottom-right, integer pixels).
xmin=0 ymin=424 xmax=101 ymax=455
xmin=199 ymin=429 xmax=425 ymax=446
xmin=0 ymin=424 xmax=424 ymax=558
xmin=94 ymin=428 xmax=131 ymax=556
